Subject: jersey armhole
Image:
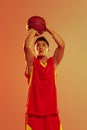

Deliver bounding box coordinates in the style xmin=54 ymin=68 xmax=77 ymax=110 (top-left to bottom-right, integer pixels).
xmin=24 ymin=65 xmax=33 ymax=86
xmin=24 ymin=56 xmax=36 ymax=85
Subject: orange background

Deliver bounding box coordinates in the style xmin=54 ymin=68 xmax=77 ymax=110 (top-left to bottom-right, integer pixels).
xmin=0 ymin=0 xmax=87 ymax=130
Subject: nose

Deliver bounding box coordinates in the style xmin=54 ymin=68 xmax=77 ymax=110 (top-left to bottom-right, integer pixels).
xmin=39 ymin=44 xmax=43 ymax=49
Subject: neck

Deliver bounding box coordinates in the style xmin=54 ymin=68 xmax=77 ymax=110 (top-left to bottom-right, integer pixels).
xmin=37 ymin=56 xmax=47 ymax=62
xmin=37 ymin=55 xmax=46 ymax=59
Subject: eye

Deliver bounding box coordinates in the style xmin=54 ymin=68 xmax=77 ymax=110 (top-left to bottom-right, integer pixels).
xmin=36 ymin=43 xmax=40 ymax=47
xmin=42 ymin=43 xmax=46 ymax=47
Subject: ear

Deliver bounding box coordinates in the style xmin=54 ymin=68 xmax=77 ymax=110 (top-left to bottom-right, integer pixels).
xmin=46 ymin=47 xmax=49 ymax=53
xmin=34 ymin=44 xmax=37 ymax=52
xmin=34 ymin=45 xmax=38 ymax=56
xmin=48 ymin=48 xmax=50 ymax=52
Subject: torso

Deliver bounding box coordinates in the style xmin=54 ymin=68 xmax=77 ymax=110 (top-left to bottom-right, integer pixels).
xmin=25 ymin=57 xmax=59 ymax=116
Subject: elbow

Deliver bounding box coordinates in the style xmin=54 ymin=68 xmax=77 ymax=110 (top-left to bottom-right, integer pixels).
xmin=59 ymin=41 xmax=65 ymax=50
xmin=23 ymin=44 xmax=26 ymax=50
xmin=24 ymin=41 xmax=30 ymax=51
xmin=62 ymin=41 xmax=65 ymax=49
xmin=24 ymin=45 xmax=29 ymax=53
xmin=63 ymin=42 xmax=65 ymax=50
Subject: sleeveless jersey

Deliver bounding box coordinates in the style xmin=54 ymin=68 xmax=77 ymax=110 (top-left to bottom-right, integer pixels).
xmin=25 ymin=57 xmax=59 ymax=116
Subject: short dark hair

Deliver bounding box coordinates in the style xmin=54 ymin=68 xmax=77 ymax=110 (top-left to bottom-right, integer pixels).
xmin=34 ymin=36 xmax=49 ymax=46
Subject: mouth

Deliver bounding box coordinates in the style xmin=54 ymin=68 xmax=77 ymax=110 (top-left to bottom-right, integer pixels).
xmin=39 ymin=50 xmax=43 ymax=53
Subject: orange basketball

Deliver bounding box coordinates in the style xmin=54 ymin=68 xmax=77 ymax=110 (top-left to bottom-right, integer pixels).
xmin=27 ymin=16 xmax=46 ymax=34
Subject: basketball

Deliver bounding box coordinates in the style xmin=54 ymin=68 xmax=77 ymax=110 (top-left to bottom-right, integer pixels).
xmin=27 ymin=16 xmax=46 ymax=34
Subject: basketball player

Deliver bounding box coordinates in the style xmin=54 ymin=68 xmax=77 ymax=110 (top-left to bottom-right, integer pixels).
xmin=24 ymin=21 xmax=65 ymax=130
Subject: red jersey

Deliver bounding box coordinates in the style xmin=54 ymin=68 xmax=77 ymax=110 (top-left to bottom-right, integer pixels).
xmin=25 ymin=57 xmax=59 ymax=116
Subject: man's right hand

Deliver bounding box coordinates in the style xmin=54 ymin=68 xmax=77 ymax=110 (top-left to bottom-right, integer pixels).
xmin=28 ymin=28 xmax=40 ymax=37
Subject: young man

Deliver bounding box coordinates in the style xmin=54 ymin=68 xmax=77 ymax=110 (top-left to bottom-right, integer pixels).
xmin=24 ymin=21 xmax=65 ymax=130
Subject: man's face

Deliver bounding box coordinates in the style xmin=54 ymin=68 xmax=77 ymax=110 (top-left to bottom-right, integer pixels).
xmin=35 ymin=40 xmax=49 ymax=57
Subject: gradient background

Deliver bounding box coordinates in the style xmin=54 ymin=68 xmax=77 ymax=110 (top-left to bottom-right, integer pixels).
xmin=0 ymin=0 xmax=87 ymax=130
